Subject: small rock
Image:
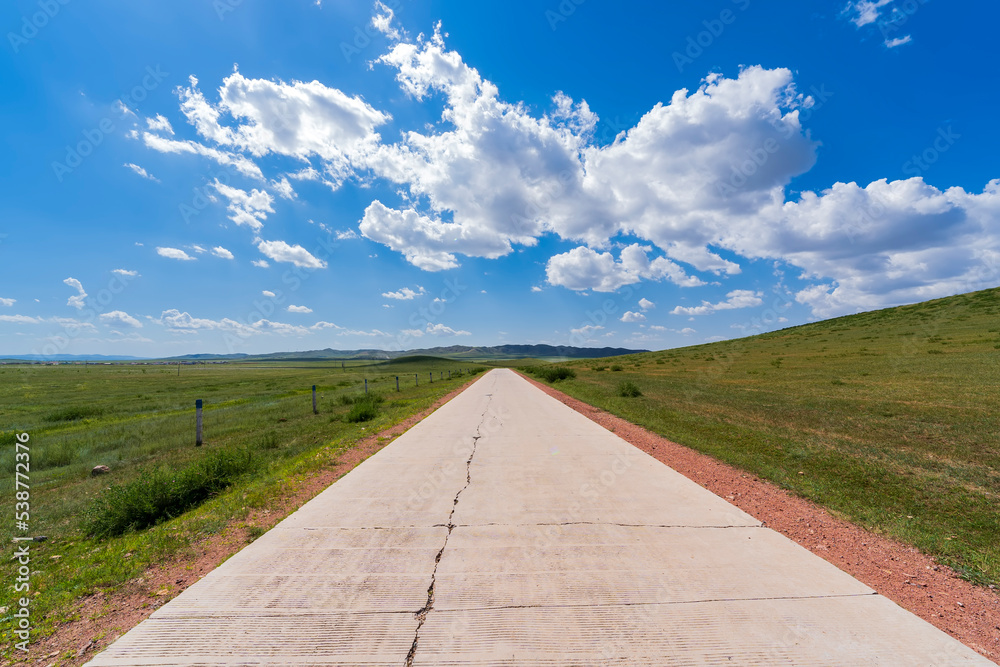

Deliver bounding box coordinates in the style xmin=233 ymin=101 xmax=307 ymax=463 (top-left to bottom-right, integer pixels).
xmin=91 ymin=465 xmax=111 ymax=477
xmin=956 ymin=601 xmax=964 ymax=608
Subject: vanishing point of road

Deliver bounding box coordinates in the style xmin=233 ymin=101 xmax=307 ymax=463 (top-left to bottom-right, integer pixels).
xmin=86 ymin=369 xmax=993 ymax=665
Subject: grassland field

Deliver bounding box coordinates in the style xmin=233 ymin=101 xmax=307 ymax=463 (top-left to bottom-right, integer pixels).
xmin=0 ymin=356 xmax=484 ymax=655
xmin=524 ymin=286 xmax=1000 ymax=589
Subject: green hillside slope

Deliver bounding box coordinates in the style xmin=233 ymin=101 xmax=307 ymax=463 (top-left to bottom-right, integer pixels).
xmin=538 ymin=287 xmax=1000 ymax=585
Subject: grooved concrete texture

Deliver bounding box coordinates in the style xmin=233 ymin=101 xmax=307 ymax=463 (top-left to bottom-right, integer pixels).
xmin=86 ymin=369 xmax=993 ymax=666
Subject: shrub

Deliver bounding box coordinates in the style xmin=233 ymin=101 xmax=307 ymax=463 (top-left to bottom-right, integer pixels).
xmin=345 ymin=394 xmax=383 ymax=423
xmin=617 ymin=381 xmax=643 ymax=398
xmin=44 ymin=405 xmax=105 ymax=422
xmin=536 ymin=367 xmax=576 ymax=382
xmin=85 ymin=446 xmax=256 ymax=538
xmin=610 ymin=364 xmax=623 ymax=372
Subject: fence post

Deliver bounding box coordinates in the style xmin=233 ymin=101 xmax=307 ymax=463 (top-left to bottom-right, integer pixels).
xmin=415 ymin=373 xmax=418 ymax=386
xmin=365 ymin=378 xmax=368 ymax=394
xmin=312 ymin=385 xmax=317 ymax=414
xmin=396 ymin=376 xmax=400 ymax=392
xmin=429 ymin=372 xmax=433 ymax=383
xmin=195 ymin=399 xmax=203 ymax=446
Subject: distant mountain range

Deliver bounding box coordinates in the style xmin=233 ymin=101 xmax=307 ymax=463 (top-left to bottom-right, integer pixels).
xmin=169 ymin=344 xmax=646 ymax=362
xmin=1 ymin=345 xmax=646 ymax=363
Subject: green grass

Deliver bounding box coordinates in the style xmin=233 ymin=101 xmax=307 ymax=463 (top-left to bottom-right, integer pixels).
xmin=527 ymin=286 xmax=1000 ymax=587
xmin=0 ymin=358 xmax=485 ymax=657
xmin=522 ymin=366 xmax=576 ymax=382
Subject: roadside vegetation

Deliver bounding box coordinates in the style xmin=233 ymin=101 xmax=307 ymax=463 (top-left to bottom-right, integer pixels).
xmin=0 ymin=357 xmax=484 ymax=655
xmin=528 ymin=287 xmax=1000 ymax=587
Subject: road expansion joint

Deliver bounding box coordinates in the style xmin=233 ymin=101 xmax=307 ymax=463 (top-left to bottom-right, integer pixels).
xmin=406 ymin=383 xmax=496 ymax=667
xmin=433 ymin=592 xmax=881 ymax=615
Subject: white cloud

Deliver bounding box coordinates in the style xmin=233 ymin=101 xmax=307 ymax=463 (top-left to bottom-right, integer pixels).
xmin=190 ymin=244 xmax=207 ymax=254
xmin=0 ymin=297 xmax=14 ymax=307
xmin=63 ymin=278 xmax=87 ymax=309
xmin=681 ymin=327 xmax=696 ymax=335
xmin=212 ymin=246 xmax=234 ymax=259
xmin=257 ymin=239 xmax=327 ymax=269
xmin=0 ymin=314 xmax=40 ymax=324
xmin=546 ymin=244 xmax=705 ymax=292
xmin=620 ymin=311 xmax=646 ymax=323
xmin=262 ymin=290 xmax=276 ymax=297
xmin=570 ymin=324 xmax=604 ymax=339
xmin=252 ymin=259 xmax=270 ymax=268
xmin=885 ymin=35 xmax=912 ymax=48
xmin=124 ymin=162 xmax=159 ymax=182
xmin=287 ymin=305 xmax=313 ymax=313
xmin=531 ymin=286 xmax=543 ymax=293
xmin=426 ymin=322 xmax=471 ymax=336
xmin=212 ymin=181 xmax=274 ymax=232
xmin=146 ymin=114 xmax=174 ymax=134
xmin=156 ymin=247 xmax=196 ymax=261
xmin=270 ymin=176 xmax=296 ymax=200
xmin=335 ymin=229 xmax=359 ymax=240
xmin=141 ymin=132 xmax=263 ymax=179
xmin=381 ymin=286 xmax=426 ymax=300
xmin=176 ymin=71 xmax=389 ymax=187
xmin=112 ymin=269 xmax=139 ymax=277
xmin=638 ymin=298 xmax=655 ymax=310
xmin=99 ymin=310 xmax=143 ymax=328
xmin=670 ymin=290 xmax=763 ymax=316
xmin=401 ymin=327 xmax=424 ymax=337
xmin=844 ymin=0 xmax=892 ymax=27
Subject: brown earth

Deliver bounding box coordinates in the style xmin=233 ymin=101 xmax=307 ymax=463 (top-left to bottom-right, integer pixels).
xmin=518 ymin=372 xmax=1000 ymax=664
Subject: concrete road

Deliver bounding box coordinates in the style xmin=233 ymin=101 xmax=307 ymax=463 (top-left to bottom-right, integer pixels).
xmin=87 ymin=368 xmax=993 ymax=665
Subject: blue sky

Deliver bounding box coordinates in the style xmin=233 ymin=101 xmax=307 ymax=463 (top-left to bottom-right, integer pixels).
xmin=2 ymin=0 xmax=999 ymax=357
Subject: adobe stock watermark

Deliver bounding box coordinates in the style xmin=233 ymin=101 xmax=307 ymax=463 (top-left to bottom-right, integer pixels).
xmin=7 ymin=0 xmax=71 ymax=54
xmin=51 ymin=65 xmax=170 ymax=182
xmin=717 ymin=83 xmax=834 ymax=198
xmin=544 ymin=0 xmax=587 ymax=31
xmin=673 ymin=0 xmax=752 ymax=73
xmin=340 ymin=0 xmax=405 ymax=63
xmin=901 ymin=125 xmax=960 ymax=178
xmin=876 ymin=0 xmax=929 ymax=42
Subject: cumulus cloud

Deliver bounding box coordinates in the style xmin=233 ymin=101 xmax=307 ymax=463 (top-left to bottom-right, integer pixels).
xmin=426 ymin=322 xmax=470 ymax=336
xmin=546 ymin=244 xmax=705 ymax=292
xmin=63 ymin=278 xmax=87 ymax=309
xmin=262 ymin=290 xmax=276 ymax=297
xmin=252 ymin=259 xmax=270 ymax=268
xmin=639 ymin=298 xmax=655 ymax=310
xmin=670 ymin=290 xmax=763 ymax=316
xmin=381 ymin=286 xmax=426 ymax=300
xmin=124 ymin=162 xmax=159 ymax=182
xmin=620 ymin=311 xmax=646 ymax=323
xmin=212 ymin=246 xmax=234 ymax=259
xmin=335 ymin=229 xmax=359 ymax=240
xmin=287 ymin=305 xmax=313 ymax=313
xmin=176 ymin=71 xmax=389 ymax=187
xmin=100 ymin=310 xmax=143 ymax=328
xmin=256 ymin=239 xmax=327 ymax=269
xmin=135 ymin=24 xmax=1000 ymax=319
xmin=113 ymin=269 xmax=140 ymax=277
xmin=0 ymin=297 xmax=14 ymax=306
xmin=156 ymin=247 xmax=196 ymax=261
xmin=212 ymin=181 xmax=274 ymax=232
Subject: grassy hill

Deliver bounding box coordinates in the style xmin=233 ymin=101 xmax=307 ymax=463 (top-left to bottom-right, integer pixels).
xmin=532 ymin=287 xmax=1000 ymax=586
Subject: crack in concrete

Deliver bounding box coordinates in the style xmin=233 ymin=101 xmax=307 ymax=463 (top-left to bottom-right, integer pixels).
xmin=406 ymin=379 xmax=496 ymax=667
